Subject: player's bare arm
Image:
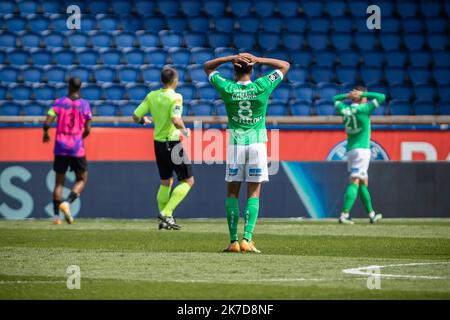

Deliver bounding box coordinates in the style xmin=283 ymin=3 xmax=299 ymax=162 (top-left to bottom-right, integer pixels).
xmin=42 ymin=114 xmax=55 ymax=143
xmin=239 ymin=53 xmax=290 ymax=76
xmin=203 ymin=55 xmax=251 ymax=76
xmin=172 ymin=117 xmax=190 ymax=137
xmin=82 ymin=119 xmax=92 ymax=139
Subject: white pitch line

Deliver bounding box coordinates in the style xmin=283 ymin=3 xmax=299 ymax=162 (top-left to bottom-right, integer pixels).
xmin=342 ymin=262 xmax=450 ymax=280
xmin=0 ymin=280 xmax=63 ymax=285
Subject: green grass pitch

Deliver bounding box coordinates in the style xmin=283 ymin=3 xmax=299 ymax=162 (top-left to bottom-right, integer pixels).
xmin=0 ymin=218 xmax=449 ymax=299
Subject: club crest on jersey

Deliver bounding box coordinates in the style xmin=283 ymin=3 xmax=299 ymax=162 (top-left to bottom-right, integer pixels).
xmin=268 ymin=72 xmax=279 ymax=82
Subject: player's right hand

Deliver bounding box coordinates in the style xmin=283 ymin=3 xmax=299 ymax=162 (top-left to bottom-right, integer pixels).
xmin=43 ymin=133 xmax=50 ymax=143
xmin=181 ymin=128 xmax=191 ymax=137
xmin=238 ymin=53 xmax=258 ymax=65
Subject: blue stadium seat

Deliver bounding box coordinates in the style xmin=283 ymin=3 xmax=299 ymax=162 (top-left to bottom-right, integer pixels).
xmin=348 ymin=0 xmax=368 ymax=17
xmin=232 ymin=33 xmax=255 ymax=49
xmin=293 ymin=83 xmax=315 ymax=101
xmin=385 ymin=51 xmax=407 ymax=67
xmin=177 ymin=83 xmax=197 ymax=101
xmin=427 ymin=33 xmax=447 ymax=51
xmin=142 ymin=65 xmax=162 ymax=83
xmin=145 ymin=48 xmax=167 ymax=65
xmin=120 ymin=16 xmax=142 ymax=32
xmin=33 ymin=85 xmax=55 ymax=101
xmin=7 ymin=49 xmax=28 ymax=65
xmin=18 ymin=0 xmax=38 ymax=14
xmin=91 ymin=32 xmax=113 ymax=49
xmin=159 ymin=30 xmax=182 ymax=48
xmin=77 ymin=49 xmax=98 ymax=66
xmin=213 ymin=17 xmax=234 ymax=33
xmin=353 ymin=18 xmax=367 ymax=32
xmin=0 ymin=102 xmax=21 ymax=116
xmin=99 ymin=49 xmax=122 ymax=65
xmin=191 ymin=100 xmax=214 ymax=116
xmin=311 ymin=66 xmax=333 ymax=83
xmin=42 ymin=31 xmax=65 ymax=49
xmin=377 ymin=0 xmax=395 ymax=16
xmin=103 ymin=84 xmax=125 ymax=100
xmin=282 ymin=33 xmax=304 ymax=51
xmin=290 ymin=50 xmax=312 ymax=67
xmin=80 ymin=16 xmax=97 ymax=32
xmin=214 ymin=100 xmax=226 ymax=116
xmin=331 ymin=17 xmax=352 ymax=33
xmin=336 ymin=66 xmax=357 ymax=84
xmin=88 ymin=0 xmax=109 ymax=14
xmin=389 ymin=100 xmax=411 ymax=115
xmin=433 ymin=68 xmax=450 ymax=85
xmin=188 ymin=64 xmax=208 ymax=83
xmin=181 ymin=1 xmax=202 ymax=16
xmin=308 ymin=17 xmax=329 ymax=33
xmin=166 ymin=16 xmax=188 ymax=31
xmin=271 ymin=83 xmax=292 ymax=102
xmin=9 ymin=84 xmax=32 ymax=100
xmin=4 ymin=15 xmax=26 ymax=32
xmin=265 ymin=49 xmax=289 ymax=62
xmin=382 ymin=18 xmax=401 ymax=33
xmin=23 ymin=67 xmax=43 ymax=84
xmin=409 ymin=50 xmax=431 ymax=67
xmin=215 ymin=47 xmax=238 ymax=58
xmin=124 ymin=49 xmax=146 ymax=66
xmin=0 ymin=86 xmax=7 ymax=100
xmin=20 ymin=32 xmax=40 ymax=49
xmin=112 ymin=0 xmax=131 ymax=15
xmin=355 ymin=33 xmax=377 ymax=51
xmin=289 ymin=66 xmax=308 ymax=84
xmin=169 ymin=48 xmax=191 ymax=65
xmin=302 ymin=0 xmax=323 ymax=17
xmin=258 ymin=32 xmax=280 ymax=51
xmin=217 ymin=65 xmax=234 ymax=80
xmin=96 ymin=102 xmax=118 ymax=116
xmin=119 ymin=101 xmax=138 ymax=116
xmin=285 ymin=17 xmax=307 ymax=32
xmin=81 ymin=84 xmax=103 ymax=100
xmin=255 ymin=1 xmax=276 ymax=18
xmin=49 ymin=14 xmax=67 ymax=31
xmin=54 ymin=49 xmax=75 ymax=66
xmin=438 ymin=85 xmax=450 ymax=101
xmin=142 ymin=17 xmax=165 ymax=31
xmin=69 ymin=66 xmax=91 ymax=83
xmin=330 ymin=33 xmax=352 ymax=51
xmin=127 ymin=84 xmax=148 ymax=101
xmin=324 ymin=1 xmax=347 ymax=17
xmin=184 ymin=31 xmax=207 ymax=48
xmin=315 ymin=51 xmax=335 ymax=67
xmin=158 ymin=0 xmax=179 ymax=17
xmin=368 ymin=83 xmax=389 ymax=97
xmin=260 ymin=17 xmax=282 ymax=32
xmin=413 ymin=100 xmax=435 ymax=115
xmin=97 ymin=15 xmax=119 ymax=31
xmin=0 ymin=1 xmax=15 ymax=14
xmin=371 ymin=104 xmax=385 ymax=116
xmin=0 ymin=51 xmax=4 ymax=65
xmin=420 ymin=0 xmax=442 ymax=17
xmin=361 ymin=51 xmax=384 ymax=67
xmin=0 ymin=32 xmax=16 ymax=49
xmin=204 ymin=0 xmax=225 ymax=17
xmin=290 ymin=100 xmax=312 ymax=116
xmin=380 ymin=34 xmax=401 ymax=51
xmin=45 ymin=66 xmax=67 ymax=84
xmin=267 ymin=102 xmax=289 ymax=116
xmin=317 ymin=83 xmax=339 ymax=101
xmin=94 ymin=66 xmax=116 ymax=84
xmin=118 ymin=66 xmax=140 ymax=84
xmin=308 ymin=32 xmax=329 ymax=51
xmin=30 ymin=49 xmax=52 ymax=66
xmin=208 ymin=32 xmax=231 ymax=48
xmin=440 ymin=102 xmax=450 ymax=115
xmin=315 ymin=100 xmax=336 ymax=116
xmin=390 ymin=85 xmax=413 ymax=101
xmin=360 ymin=67 xmax=383 ymax=85
xmin=23 ymin=102 xmax=45 ymax=116
xmin=408 ymin=67 xmax=430 ymax=85
xmin=191 ymin=48 xmax=213 ymax=65
xmin=385 ymin=67 xmax=406 ymax=85
xmin=404 ymin=33 xmax=425 ymax=51
xmin=189 ymin=16 xmax=209 ymax=32
xmin=136 ymin=31 xmax=159 ymax=48
xmin=425 ymin=18 xmax=447 ymax=33
xmin=197 ymin=82 xmax=218 ymax=100
xmin=402 ymin=17 xmax=424 ymax=33
xmin=278 ymin=1 xmax=298 ymax=17
xmin=237 ymin=16 xmax=259 ymax=33
xmin=67 ymin=32 xmax=90 ymax=48
xmin=230 ymin=1 xmax=252 ymax=17
xmin=415 ymin=84 xmax=436 ymax=101
xmin=396 ymin=1 xmax=418 ymax=18
xmin=115 ymin=32 xmax=136 ymax=49
xmin=338 ymin=51 xmax=360 ymax=66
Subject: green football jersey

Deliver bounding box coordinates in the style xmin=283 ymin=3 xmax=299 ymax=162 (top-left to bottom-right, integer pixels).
xmin=134 ymin=88 xmax=183 ymax=142
xmin=333 ymin=92 xmax=386 ymax=151
xmin=209 ymin=70 xmax=283 ymax=145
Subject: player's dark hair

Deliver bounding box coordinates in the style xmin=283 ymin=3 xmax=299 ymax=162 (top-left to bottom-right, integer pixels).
xmin=234 ymin=61 xmax=253 ymax=76
xmin=354 ymin=85 xmax=368 ymax=92
xmin=68 ymin=77 xmax=82 ymax=92
xmin=161 ymin=67 xmax=178 ymax=85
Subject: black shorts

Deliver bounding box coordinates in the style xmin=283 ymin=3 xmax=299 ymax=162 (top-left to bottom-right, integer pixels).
xmin=154 ymin=140 xmax=193 ymax=181
xmin=53 ymin=156 xmax=88 ymax=174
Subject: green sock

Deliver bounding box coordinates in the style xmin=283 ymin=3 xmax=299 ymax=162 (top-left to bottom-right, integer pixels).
xmin=359 ymin=184 xmax=374 ymax=214
xmin=243 ymin=197 xmax=259 ymax=242
xmin=226 ymin=197 xmax=239 ymax=242
xmin=161 ymin=182 xmax=191 ymax=217
xmin=343 ymin=183 xmax=359 ymax=213
xmin=157 ymin=185 xmax=171 ymax=212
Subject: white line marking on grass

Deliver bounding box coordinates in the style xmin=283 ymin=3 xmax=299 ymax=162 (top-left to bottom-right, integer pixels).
xmin=342 ymin=262 xmax=450 ymax=280
xmin=0 ymin=280 xmax=63 ymax=285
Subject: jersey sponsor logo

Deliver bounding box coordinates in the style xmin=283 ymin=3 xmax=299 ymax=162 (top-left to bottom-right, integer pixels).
xmin=326 ymin=140 xmax=390 ymax=161
xmin=268 ymin=72 xmax=280 ymax=82
xmin=248 ymin=168 xmax=262 ymax=177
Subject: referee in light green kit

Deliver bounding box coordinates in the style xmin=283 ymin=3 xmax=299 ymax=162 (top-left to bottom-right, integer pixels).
xmin=132 ymin=67 xmax=194 ymax=230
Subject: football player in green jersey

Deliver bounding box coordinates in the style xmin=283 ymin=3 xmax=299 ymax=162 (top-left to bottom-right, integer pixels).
xmin=333 ymin=86 xmax=386 ymax=225
xmin=132 ymin=67 xmax=194 ymax=230
xmin=204 ymin=53 xmax=290 ymax=253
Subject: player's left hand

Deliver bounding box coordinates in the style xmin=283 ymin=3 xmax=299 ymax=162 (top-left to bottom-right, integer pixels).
xmin=43 ymin=133 xmax=50 ymax=143
xmin=140 ymin=116 xmax=152 ymax=126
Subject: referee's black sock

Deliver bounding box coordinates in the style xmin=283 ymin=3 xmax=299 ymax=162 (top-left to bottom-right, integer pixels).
xmin=53 ymin=200 xmax=61 ymax=216
xmin=66 ymin=191 xmax=79 ymax=204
